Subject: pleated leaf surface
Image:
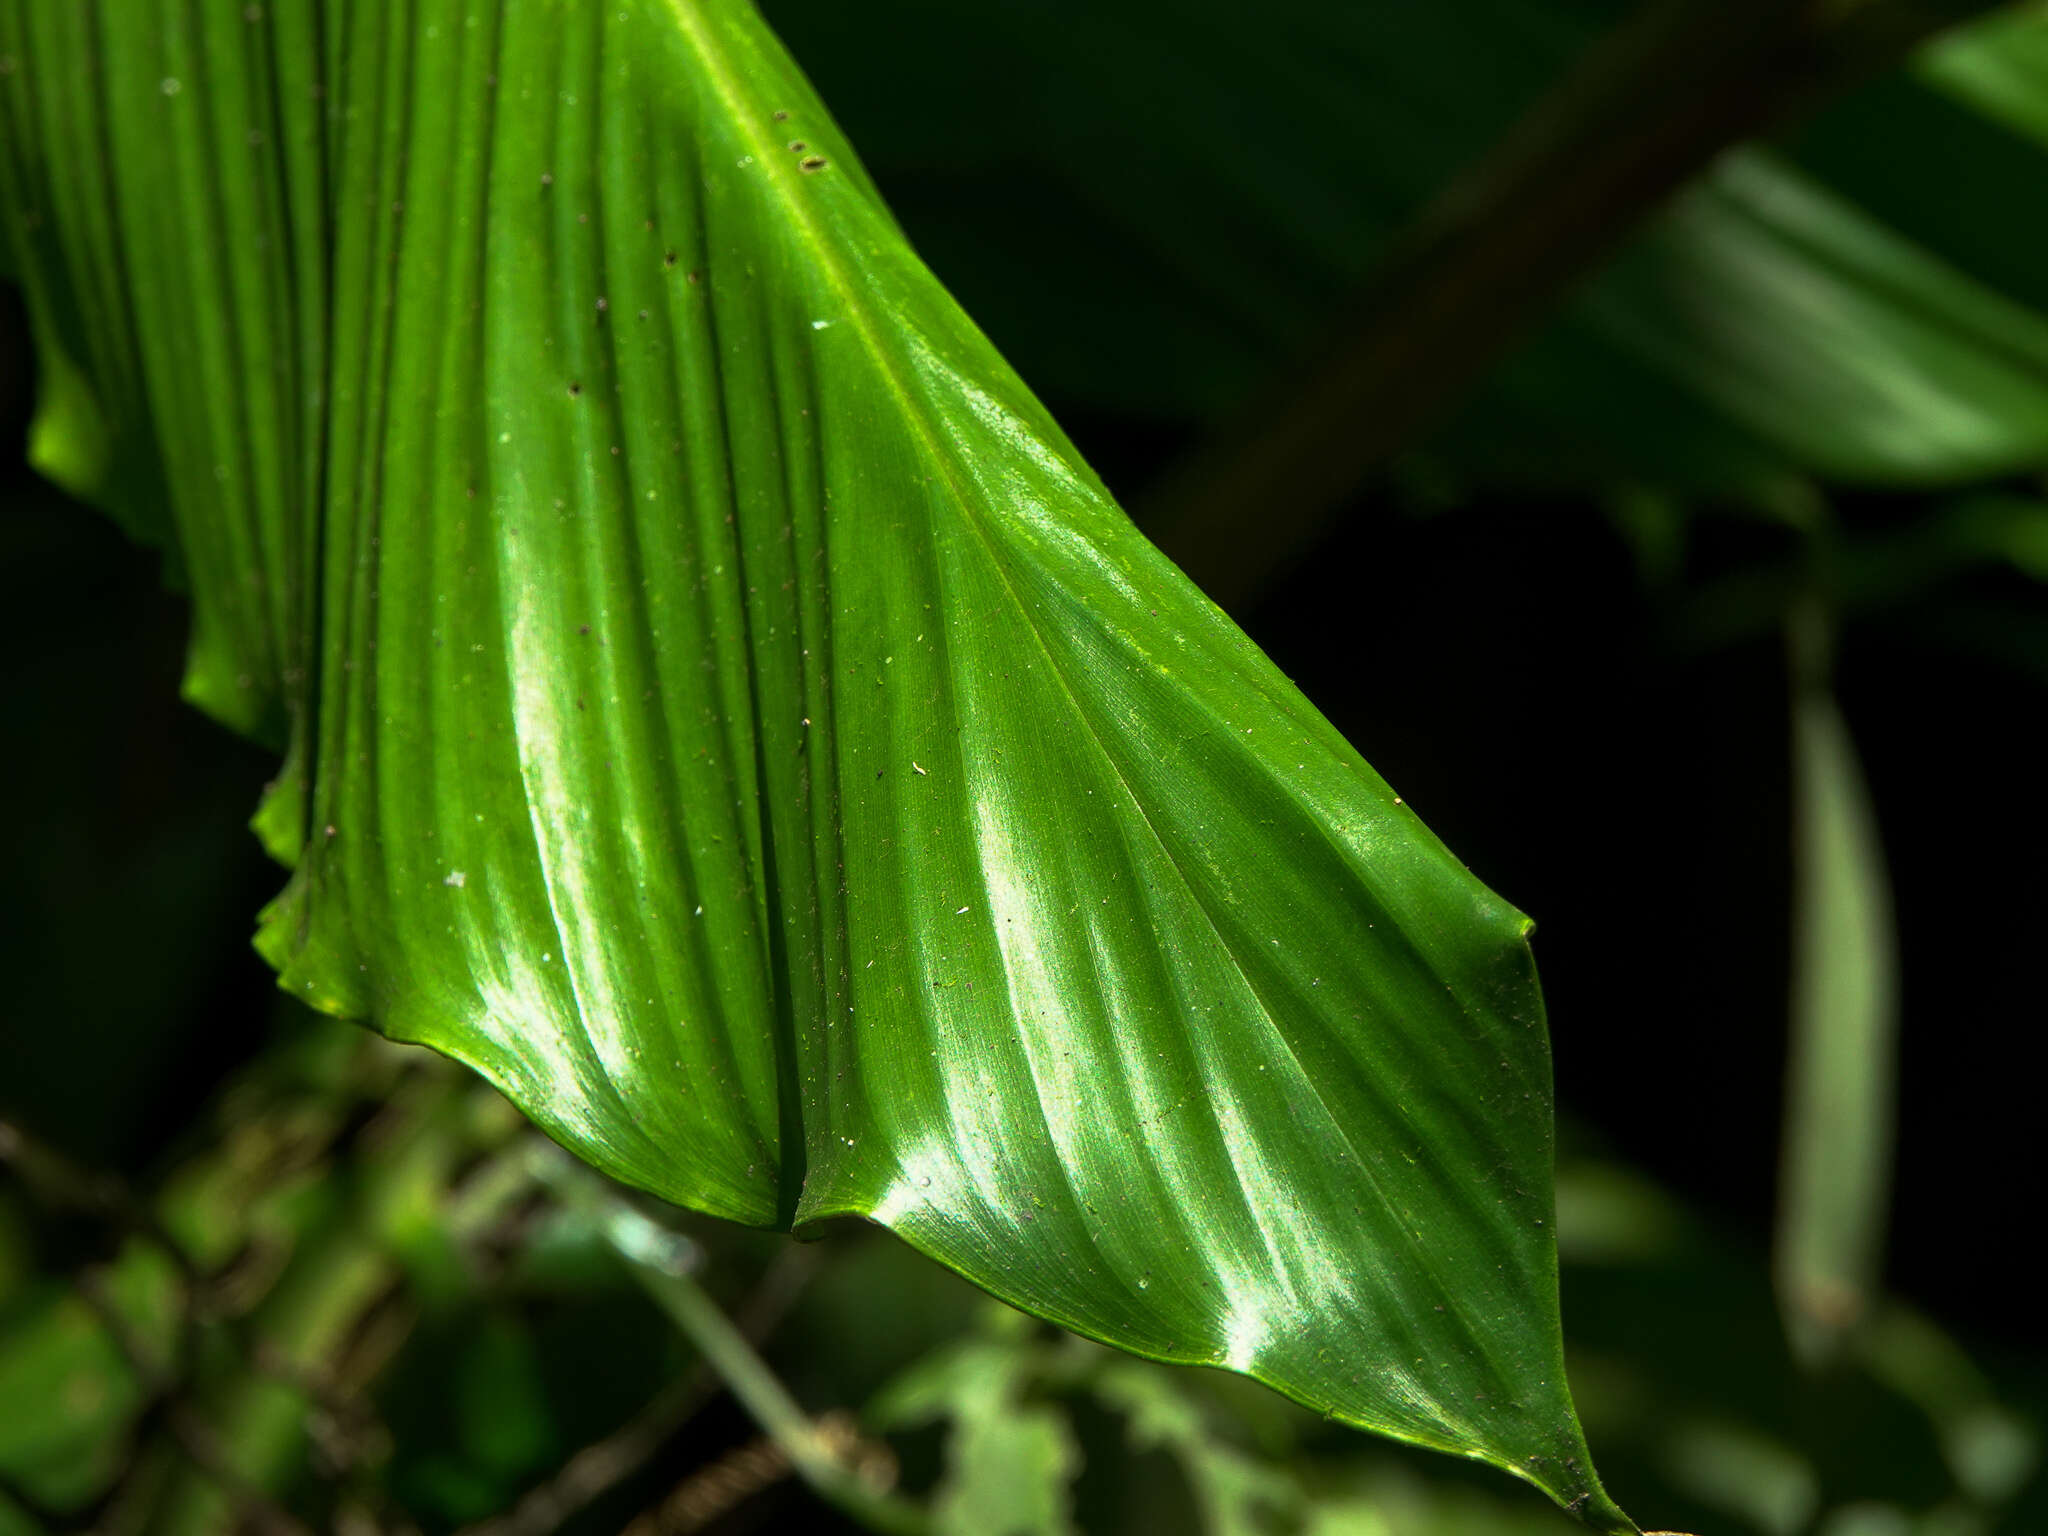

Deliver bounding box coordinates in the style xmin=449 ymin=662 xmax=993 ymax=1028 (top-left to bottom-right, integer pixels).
xmin=0 ymin=1 xmax=1626 ymax=1525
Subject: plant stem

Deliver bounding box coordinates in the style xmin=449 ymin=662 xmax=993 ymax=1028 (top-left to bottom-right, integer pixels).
xmin=539 ymin=1154 xmax=929 ymax=1536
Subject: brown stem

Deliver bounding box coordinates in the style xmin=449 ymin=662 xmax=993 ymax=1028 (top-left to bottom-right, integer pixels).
xmin=1141 ymin=0 xmax=2007 ymax=610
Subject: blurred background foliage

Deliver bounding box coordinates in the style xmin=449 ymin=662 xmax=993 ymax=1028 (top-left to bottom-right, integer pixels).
xmin=3 ymin=0 xmax=2045 ymax=1531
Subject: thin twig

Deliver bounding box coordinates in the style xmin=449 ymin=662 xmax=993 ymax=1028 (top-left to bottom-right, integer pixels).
xmin=623 ymin=1258 xmax=921 ymax=1535
xmin=624 ymin=1411 xmax=895 ymax=1536
xmin=530 ymin=1152 xmax=928 ymax=1536
xmin=458 ymin=1241 xmax=824 ymax=1536
xmin=625 ymin=1430 xmax=792 ymax=1536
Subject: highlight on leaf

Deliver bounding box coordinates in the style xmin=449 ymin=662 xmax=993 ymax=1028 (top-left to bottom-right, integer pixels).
xmin=0 ymin=0 xmax=1630 ymax=1528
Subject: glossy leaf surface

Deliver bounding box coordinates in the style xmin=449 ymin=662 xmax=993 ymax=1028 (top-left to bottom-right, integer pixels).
xmin=0 ymin=1 xmax=1623 ymax=1522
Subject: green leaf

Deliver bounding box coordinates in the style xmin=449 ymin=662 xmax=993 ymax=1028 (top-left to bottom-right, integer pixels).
xmin=1776 ymin=623 xmax=1899 ymax=1364
xmin=871 ymin=1321 xmax=1081 ymax=1536
xmin=1657 ymin=1418 xmax=1818 ymax=1536
xmin=1858 ymin=1305 xmax=2039 ymax=1505
xmin=0 ymin=1 xmax=1625 ymax=1524
xmin=1480 ymin=144 xmax=2048 ymax=493
xmin=455 ymin=1311 xmax=557 ymax=1477
xmin=1918 ymin=2 xmax=2048 ymax=147
xmin=0 ymin=1247 xmax=180 ymax=1513
xmin=1094 ymin=1359 xmax=1304 ymax=1536
xmin=0 ymin=1490 xmax=47 ymax=1536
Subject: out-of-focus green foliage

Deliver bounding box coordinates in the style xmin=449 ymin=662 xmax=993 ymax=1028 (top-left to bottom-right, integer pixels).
xmin=6 ymin=1017 xmax=2034 ymax=1532
xmin=0 ymin=1246 xmax=177 ymax=1509
xmin=761 ymin=0 xmax=2048 ymax=500
xmin=870 ymin=1313 xmax=1082 ymax=1536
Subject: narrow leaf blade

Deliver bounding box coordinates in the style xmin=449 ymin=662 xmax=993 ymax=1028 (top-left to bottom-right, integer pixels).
xmin=1777 ymin=655 xmax=1899 ymax=1361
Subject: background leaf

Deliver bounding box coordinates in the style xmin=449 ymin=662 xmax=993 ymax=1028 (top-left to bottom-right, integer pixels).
xmin=869 ymin=1313 xmax=1081 ymax=1536
xmin=757 ymin=0 xmax=2048 ymax=503
xmin=1775 ymin=609 xmax=1900 ymax=1364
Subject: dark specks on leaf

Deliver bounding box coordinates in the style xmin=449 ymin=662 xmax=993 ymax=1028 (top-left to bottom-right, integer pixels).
xmin=567 ymin=381 xmax=581 ymax=397
xmin=799 ymin=156 xmax=827 ymax=174
xmin=787 ymin=140 xmax=806 ymax=153
xmin=664 ymin=250 xmax=678 ymax=268
xmin=772 ymin=109 xmax=788 ymax=121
